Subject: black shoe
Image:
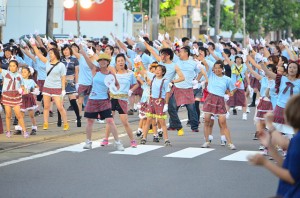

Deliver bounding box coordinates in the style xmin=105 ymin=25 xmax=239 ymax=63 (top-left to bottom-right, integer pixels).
xmin=30 ymin=129 xmax=37 ymax=135
xmin=77 ymin=116 xmax=82 ymax=127
xmin=158 ymin=131 xmax=163 ymax=138
xmin=34 ymin=111 xmax=41 ymax=117
xmin=57 ymin=120 xmax=62 ymax=127
xmin=13 ymin=117 xmax=18 ymax=125
xmin=136 ymin=131 xmax=142 ymax=137
xmin=153 ymin=136 xmax=160 ymax=142
xmin=140 ymin=139 xmax=146 ymax=144
xmin=13 ymin=130 xmax=22 ymax=135
xmin=248 ymin=103 xmax=256 ymax=107
xmin=186 ymin=121 xmax=191 ymax=127
xmin=49 ymin=111 xmax=54 ymax=117
xmin=133 ymin=109 xmax=138 ymax=112
xmin=233 ymin=109 xmax=237 ymax=115
xmin=127 ymin=109 xmax=134 ymax=115
xmin=67 ymin=106 xmax=73 ymax=111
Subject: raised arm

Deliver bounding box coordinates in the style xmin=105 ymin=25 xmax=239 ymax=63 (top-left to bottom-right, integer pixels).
xmin=30 ymin=40 xmax=48 ymax=64
xmin=21 ymin=47 xmax=36 ymax=62
xmin=245 ymin=60 xmax=262 ymax=81
xmin=79 ymin=45 xmax=97 ymax=75
xmin=222 ymin=52 xmax=234 ymax=67
xmin=143 ymin=40 xmax=161 ymax=62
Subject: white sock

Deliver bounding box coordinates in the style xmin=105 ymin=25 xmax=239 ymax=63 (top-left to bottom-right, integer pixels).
xmin=15 ymin=125 xmax=22 ymax=131
xmin=209 ymin=135 xmax=213 ymax=141
xmin=31 ymin=125 xmax=37 ymax=130
xmin=134 ymin=103 xmax=137 ymax=110
xmin=138 ymin=128 xmax=142 ymax=132
xmin=221 ymin=135 xmax=227 ymax=142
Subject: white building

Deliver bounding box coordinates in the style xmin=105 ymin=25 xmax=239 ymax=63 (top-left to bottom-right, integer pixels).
xmin=2 ymin=0 xmax=133 ymax=43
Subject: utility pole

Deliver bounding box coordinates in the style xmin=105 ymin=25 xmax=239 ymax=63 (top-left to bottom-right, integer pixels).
xmin=151 ymin=0 xmax=159 ymax=40
xmin=243 ymin=0 xmax=246 ymax=47
xmin=214 ymin=0 xmax=220 ymax=42
xmin=76 ymin=0 xmax=81 ymax=37
xmin=207 ymin=0 xmax=210 ymax=36
xmin=46 ymin=0 xmax=54 ymax=38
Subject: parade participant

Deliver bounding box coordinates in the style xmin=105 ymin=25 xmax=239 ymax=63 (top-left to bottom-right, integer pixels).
xmin=1 ymin=59 xmax=28 ymax=138
xmin=30 ymin=38 xmax=69 ymax=131
xmin=79 ymin=45 xmax=124 ymax=151
xmin=201 ymin=60 xmax=237 ymax=150
xmin=100 ymin=53 xmax=139 ymax=147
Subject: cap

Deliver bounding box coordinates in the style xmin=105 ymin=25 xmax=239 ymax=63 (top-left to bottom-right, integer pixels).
xmin=97 ymin=53 xmax=111 ymax=62
xmin=135 ymin=42 xmax=146 ymax=52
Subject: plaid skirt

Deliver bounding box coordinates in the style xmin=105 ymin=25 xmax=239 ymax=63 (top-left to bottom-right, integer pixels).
xmin=255 ymin=97 xmax=273 ymax=119
xmin=21 ymin=93 xmax=38 ymax=112
xmin=227 ymin=89 xmax=246 ymax=107
xmin=203 ymin=93 xmax=227 ymax=115
xmin=78 ymin=84 xmax=92 ymax=97
xmin=250 ymin=76 xmax=261 ymax=90
xmin=111 ymin=99 xmax=128 ymax=114
xmin=273 ymin=105 xmax=285 ymax=124
xmin=42 ymin=87 xmax=62 ymax=96
xmin=200 ymin=88 xmax=209 ymax=102
xmin=85 ymin=99 xmax=111 ymax=113
xmin=172 ymin=86 xmax=195 ymax=106
xmin=146 ymin=98 xmax=167 ymax=119
xmin=1 ymin=91 xmax=22 ymax=106
xmin=37 ymin=80 xmax=45 ymax=92
xmin=138 ymin=102 xmax=148 ymax=119
xmin=131 ymin=83 xmax=143 ymax=96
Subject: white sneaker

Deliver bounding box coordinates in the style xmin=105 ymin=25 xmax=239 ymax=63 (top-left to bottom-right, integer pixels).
xmin=242 ymin=113 xmax=247 ymax=120
xmin=226 ymin=112 xmax=230 ymax=119
xmin=259 ymin=145 xmax=265 ymax=150
xmin=246 ymin=107 xmax=250 ymax=113
xmin=228 ymin=143 xmax=236 ymax=150
xmin=201 ymin=142 xmax=210 ymax=148
xmin=96 ymin=119 xmax=105 ymax=124
xmin=237 ymin=106 xmax=242 ymax=111
xmin=114 ymin=141 xmax=125 ymax=151
xmin=83 ymin=140 xmax=92 ymax=149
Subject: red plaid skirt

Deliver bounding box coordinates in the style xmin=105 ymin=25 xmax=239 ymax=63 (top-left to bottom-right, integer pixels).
xmin=200 ymin=88 xmax=209 ymax=102
xmin=131 ymin=83 xmax=143 ymax=96
xmin=37 ymin=80 xmax=45 ymax=92
xmin=111 ymin=99 xmax=128 ymax=114
xmin=78 ymin=84 xmax=92 ymax=96
xmin=203 ymin=93 xmax=227 ymax=115
xmin=138 ymin=102 xmax=148 ymax=119
xmin=1 ymin=91 xmax=22 ymax=106
xmin=273 ymin=105 xmax=285 ymax=124
xmin=172 ymin=86 xmax=195 ymax=106
xmin=42 ymin=87 xmax=62 ymax=96
xmin=256 ymin=97 xmax=273 ymax=119
xmin=21 ymin=93 xmax=38 ymax=111
xmin=250 ymin=76 xmax=261 ymax=90
xmin=227 ymin=89 xmax=246 ymax=107
xmin=85 ymin=99 xmax=111 ymax=113
xmin=146 ymin=98 xmax=166 ymax=119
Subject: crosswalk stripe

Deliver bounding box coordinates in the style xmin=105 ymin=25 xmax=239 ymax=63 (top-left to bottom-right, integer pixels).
xmin=220 ymin=150 xmax=263 ymax=162
xmin=164 ymin=147 xmax=215 ymax=158
xmin=110 ymin=145 xmax=163 ymax=155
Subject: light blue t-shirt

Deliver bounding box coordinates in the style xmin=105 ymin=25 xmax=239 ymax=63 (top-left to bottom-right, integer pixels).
xmin=44 ymin=62 xmax=66 ymax=89
xmin=260 ymin=77 xmax=277 ymax=108
xmin=175 ymin=59 xmax=200 ymax=89
xmin=151 ymin=77 xmax=170 ymax=99
xmin=23 ymin=79 xmax=37 ymax=93
xmin=276 ymin=76 xmax=300 ymax=108
xmin=230 ymin=63 xmax=247 ymax=90
xmin=33 ymin=56 xmax=47 ymax=80
xmin=78 ymin=55 xmax=94 ymax=86
xmin=281 ymin=49 xmax=290 ymax=60
xmin=126 ymin=49 xmax=153 ymax=70
xmin=207 ymin=70 xmax=235 ymax=97
xmin=89 ymin=71 xmax=110 ymax=100
xmin=110 ymin=71 xmax=137 ymax=101
xmin=110 ymin=55 xmax=116 ymax=67
xmin=159 ymin=61 xmax=177 ymax=83
xmin=173 ymin=54 xmax=180 ymax=63
xmin=1 ymin=70 xmax=24 ymax=92
xmin=140 ymin=82 xmax=150 ymax=103
xmin=23 ymin=54 xmax=33 ymax=67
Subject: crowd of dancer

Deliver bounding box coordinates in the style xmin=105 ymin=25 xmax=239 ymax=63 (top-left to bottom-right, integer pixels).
xmin=0 ymin=32 xmax=299 ymax=154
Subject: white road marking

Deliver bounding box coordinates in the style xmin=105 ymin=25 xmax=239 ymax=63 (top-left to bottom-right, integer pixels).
xmin=164 ymin=147 xmax=214 ymax=158
xmin=110 ymin=145 xmax=163 ymax=155
xmin=220 ymin=150 xmax=264 ymax=162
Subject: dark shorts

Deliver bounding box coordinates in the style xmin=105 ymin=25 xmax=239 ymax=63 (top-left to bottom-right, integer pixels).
xmin=111 ymin=99 xmax=127 ymax=114
xmin=84 ymin=109 xmax=113 ymax=120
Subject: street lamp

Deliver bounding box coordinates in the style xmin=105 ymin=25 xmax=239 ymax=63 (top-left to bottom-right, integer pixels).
xmin=63 ymin=0 xmax=106 ymax=36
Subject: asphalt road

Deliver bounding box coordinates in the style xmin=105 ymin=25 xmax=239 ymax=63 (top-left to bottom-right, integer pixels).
xmin=0 ymin=106 xmax=279 ymax=198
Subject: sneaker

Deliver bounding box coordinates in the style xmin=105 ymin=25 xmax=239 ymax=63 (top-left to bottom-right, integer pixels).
xmin=164 ymin=140 xmax=171 ymax=146
xmin=140 ymin=138 xmax=146 ymax=145
xmin=133 ymin=109 xmax=138 ymax=112
xmin=201 ymin=142 xmax=210 ymax=148
xmin=67 ymin=106 xmax=73 ymax=111
xmin=259 ymin=145 xmax=265 ymax=150
xmin=23 ymin=132 xmax=30 ymax=138
xmin=253 ymin=132 xmax=258 ymax=140
xmin=226 ymin=112 xmax=230 ymax=119
xmin=242 ymin=113 xmax=247 ymax=120
xmin=186 ymin=121 xmax=191 ymax=127
xmin=13 ymin=117 xmax=18 ymax=125
xmin=34 ymin=110 xmax=41 ymax=117
xmin=130 ymin=140 xmax=137 ymax=148
xmin=228 ymin=143 xmax=236 ymax=150
xmin=237 ymin=106 xmax=242 ymax=111
xmin=232 ymin=109 xmax=237 ymax=115
xmin=83 ymin=140 xmax=92 ymax=149
xmin=153 ymin=136 xmax=159 ymax=142
xmin=177 ymin=128 xmax=184 ymax=136
xmin=158 ymin=131 xmax=163 ymax=138
xmin=96 ymin=119 xmax=105 ymax=124
xmin=263 ymin=149 xmax=268 ymax=156
xmin=43 ymin=123 xmax=48 ymax=130
xmin=49 ymin=111 xmax=54 ymax=117
xmin=220 ymin=135 xmax=227 ymax=146
xmin=167 ymin=127 xmax=176 ymax=131
xmin=246 ymin=107 xmax=251 ymax=113
xmin=209 ymin=135 xmax=214 ymax=143
xmin=13 ymin=130 xmax=22 ymax=135
xmin=101 ymin=139 xmax=109 ymax=146
xmin=127 ymin=109 xmax=134 ymax=115
xmin=63 ymin=123 xmax=69 ymax=131
xmin=192 ymin=129 xmax=199 ymax=132
xmin=114 ymin=141 xmax=125 ymax=151
xmin=248 ymin=103 xmax=256 ymax=107
xmin=136 ymin=130 xmax=142 ymax=138
xmin=77 ymin=116 xmax=82 ymax=127
xmin=6 ymin=131 xmax=11 ymax=138
xmin=30 ymin=129 xmax=37 ymax=135
xmin=57 ymin=120 xmax=62 ymax=127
